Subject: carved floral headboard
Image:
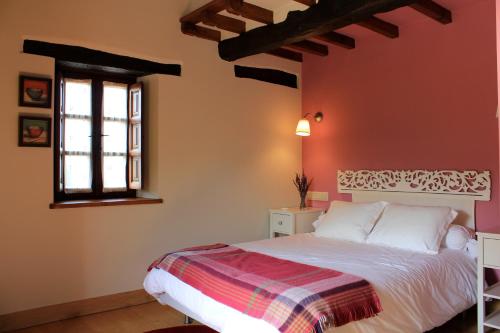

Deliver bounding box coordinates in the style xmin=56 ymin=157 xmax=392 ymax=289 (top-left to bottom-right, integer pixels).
xmin=337 ymin=170 xmax=491 ymax=229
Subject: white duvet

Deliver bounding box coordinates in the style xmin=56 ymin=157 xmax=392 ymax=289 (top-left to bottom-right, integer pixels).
xmin=144 ymin=233 xmax=477 ymax=333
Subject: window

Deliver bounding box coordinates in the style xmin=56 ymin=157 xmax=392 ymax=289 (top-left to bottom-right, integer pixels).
xmin=54 ymin=69 xmax=143 ymax=202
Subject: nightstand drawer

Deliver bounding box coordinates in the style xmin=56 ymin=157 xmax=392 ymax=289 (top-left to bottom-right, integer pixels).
xmin=269 ymin=207 xmax=324 ymax=238
xmin=270 ymin=213 xmax=293 ymax=234
xmin=484 ymin=238 xmax=500 ymax=268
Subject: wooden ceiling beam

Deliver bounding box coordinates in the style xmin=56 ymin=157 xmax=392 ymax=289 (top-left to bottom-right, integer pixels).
xmin=409 ymin=0 xmax=452 ymax=24
xmin=235 ymin=65 xmax=298 ymax=88
xmin=225 ymin=0 xmax=274 ymax=25
xmin=312 ymin=31 xmax=355 ymax=49
xmin=180 ymin=0 xmax=226 ymax=24
xmin=284 ymin=40 xmax=328 ymax=56
xmin=266 ymin=48 xmax=303 ymax=62
xmin=181 ymin=23 xmax=221 ymax=42
xmin=357 ymin=16 xmax=399 ymax=38
xmin=218 ymin=0 xmax=416 ymax=61
xmin=296 ymin=0 xmax=355 ymax=50
xmin=293 ymin=0 xmax=316 ymax=6
xmin=201 ymin=13 xmax=246 ymax=34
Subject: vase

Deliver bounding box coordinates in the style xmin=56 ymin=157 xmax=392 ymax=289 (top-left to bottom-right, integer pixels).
xmin=299 ymin=193 xmax=307 ymax=209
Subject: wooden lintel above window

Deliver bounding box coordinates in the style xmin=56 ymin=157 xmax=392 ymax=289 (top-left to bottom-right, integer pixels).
xmin=23 ymin=40 xmax=181 ymax=77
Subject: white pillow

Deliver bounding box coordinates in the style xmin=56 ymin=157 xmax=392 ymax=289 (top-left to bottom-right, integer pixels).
xmin=442 ymin=225 xmax=474 ymax=251
xmin=466 ymin=239 xmax=479 ymax=259
xmin=312 ymin=212 xmax=326 ymax=230
xmin=366 ymin=204 xmax=457 ymax=254
xmin=314 ymin=201 xmax=387 ymax=243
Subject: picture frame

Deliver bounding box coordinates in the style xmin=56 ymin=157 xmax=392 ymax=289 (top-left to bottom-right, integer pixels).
xmin=18 ymin=115 xmax=52 ymax=147
xmin=19 ymin=75 xmax=52 ymax=108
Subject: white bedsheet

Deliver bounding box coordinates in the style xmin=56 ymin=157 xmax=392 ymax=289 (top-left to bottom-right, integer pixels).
xmin=144 ymin=233 xmax=477 ymax=333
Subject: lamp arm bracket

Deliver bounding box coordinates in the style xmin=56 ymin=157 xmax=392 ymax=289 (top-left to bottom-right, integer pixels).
xmin=302 ymin=112 xmax=323 ymax=123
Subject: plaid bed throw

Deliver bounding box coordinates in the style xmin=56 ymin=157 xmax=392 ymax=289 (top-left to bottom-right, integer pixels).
xmin=148 ymin=244 xmax=382 ymax=333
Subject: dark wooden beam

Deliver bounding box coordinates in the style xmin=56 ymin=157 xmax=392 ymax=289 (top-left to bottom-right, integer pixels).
xmin=293 ymin=0 xmax=316 ymax=6
xmin=181 ymin=22 xmax=221 ymax=42
xmin=218 ymin=0 xmax=416 ymax=61
xmin=357 ymin=16 xmax=399 ymax=38
xmin=284 ymin=40 xmax=328 ymax=56
xmin=234 ymin=65 xmax=298 ymax=88
xmin=266 ymin=48 xmax=303 ymax=62
xmin=297 ymin=0 xmax=356 ymax=50
xmin=201 ymin=13 xmax=246 ymax=34
xmin=225 ymin=0 xmax=273 ymax=25
xmin=312 ymin=31 xmax=355 ymax=49
xmin=409 ymin=0 xmax=452 ymax=24
xmin=23 ymin=40 xmax=181 ymax=76
xmin=180 ymin=0 xmax=226 ymax=23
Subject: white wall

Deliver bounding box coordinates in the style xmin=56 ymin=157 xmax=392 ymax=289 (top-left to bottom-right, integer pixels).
xmin=0 ymin=0 xmax=302 ymax=314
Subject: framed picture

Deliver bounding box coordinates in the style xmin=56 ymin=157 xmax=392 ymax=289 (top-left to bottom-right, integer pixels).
xmin=19 ymin=75 xmax=52 ymax=108
xmin=18 ymin=115 xmax=51 ymax=147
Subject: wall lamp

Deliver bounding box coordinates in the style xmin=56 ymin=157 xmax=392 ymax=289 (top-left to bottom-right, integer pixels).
xmin=296 ymin=112 xmax=324 ymax=136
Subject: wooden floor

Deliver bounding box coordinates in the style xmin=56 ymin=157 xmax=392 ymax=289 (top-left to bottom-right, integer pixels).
xmin=10 ymin=301 xmax=482 ymax=333
xmin=11 ymin=302 xmax=182 ymax=333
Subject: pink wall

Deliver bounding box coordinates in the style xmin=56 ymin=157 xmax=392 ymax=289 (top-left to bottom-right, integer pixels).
xmin=497 ymin=0 xmax=500 ymax=174
xmin=302 ymin=0 xmax=500 ymax=231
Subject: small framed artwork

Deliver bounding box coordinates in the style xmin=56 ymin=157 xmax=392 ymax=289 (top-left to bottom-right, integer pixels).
xmin=18 ymin=115 xmax=52 ymax=147
xmin=19 ymin=75 xmax=52 ymax=108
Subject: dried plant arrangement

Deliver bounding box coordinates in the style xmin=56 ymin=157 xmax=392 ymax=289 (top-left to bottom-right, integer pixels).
xmin=293 ymin=171 xmax=312 ymax=209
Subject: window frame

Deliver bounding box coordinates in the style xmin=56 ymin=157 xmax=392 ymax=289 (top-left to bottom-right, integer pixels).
xmin=54 ymin=65 xmax=138 ymax=202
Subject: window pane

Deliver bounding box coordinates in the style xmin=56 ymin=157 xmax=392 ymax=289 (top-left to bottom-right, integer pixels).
xmin=64 ymin=155 xmax=92 ymax=191
xmin=64 ymin=118 xmax=91 ymax=152
xmin=102 ymin=83 xmax=127 ymax=191
xmin=131 ymin=90 xmax=141 ymax=118
xmin=65 ymin=80 xmax=91 ymax=116
xmin=103 ymin=82 xmax=127 ymax=119
xmin=130 ymin=156 xmax=141 ymax=185
xmin=130 ymin=123 xmax=141 ymax=151
xmin=103 ymin=156 xmax=127 ymax=190
xmin=103 ymin=120 xmax=127 ymax=153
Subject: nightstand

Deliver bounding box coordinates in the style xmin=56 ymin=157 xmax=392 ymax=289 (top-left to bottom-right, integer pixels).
xmin=477 ymin=228 xmax=500 ymax=333
xmin=269 ymin=207 xmax=324 ymax=238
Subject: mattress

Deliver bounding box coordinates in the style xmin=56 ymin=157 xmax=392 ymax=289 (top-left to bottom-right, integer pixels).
xmin=144 ymin=233 xmax=477 ymax=333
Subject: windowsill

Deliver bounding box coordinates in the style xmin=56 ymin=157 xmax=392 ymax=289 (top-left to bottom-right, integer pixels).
xmin=49 ymin=197 xmax=163 ymax=209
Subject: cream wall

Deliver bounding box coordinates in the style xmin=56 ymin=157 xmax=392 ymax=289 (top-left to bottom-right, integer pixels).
xmin=0 ymin=0 xmax=302 ymax=314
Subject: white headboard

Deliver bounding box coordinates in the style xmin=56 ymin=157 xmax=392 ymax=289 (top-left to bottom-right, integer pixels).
xmin=337 ymin=170 xmax=491 ymax=229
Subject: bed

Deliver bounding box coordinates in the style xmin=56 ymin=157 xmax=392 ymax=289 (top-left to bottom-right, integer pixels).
xmin=144 ymin=169 xmax=491 ymax=333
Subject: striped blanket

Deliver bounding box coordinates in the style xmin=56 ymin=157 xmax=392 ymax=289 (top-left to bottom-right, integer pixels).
xmin=148 ymin=244 xmax=382 ymax=333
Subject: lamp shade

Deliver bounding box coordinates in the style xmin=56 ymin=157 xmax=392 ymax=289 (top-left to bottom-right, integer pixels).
xmin=296 ymin=118 xmax=311 ymax=136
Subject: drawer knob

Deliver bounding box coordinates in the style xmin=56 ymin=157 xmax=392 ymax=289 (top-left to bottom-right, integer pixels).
xmin=278 ymin=221 xmax=283 ymax=225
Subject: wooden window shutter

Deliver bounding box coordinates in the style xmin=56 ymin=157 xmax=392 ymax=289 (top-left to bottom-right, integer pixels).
xmin=128 ymin=82 xmax=143 ymax=189
xmin=57 ymin=76 xmax=65 ymax=192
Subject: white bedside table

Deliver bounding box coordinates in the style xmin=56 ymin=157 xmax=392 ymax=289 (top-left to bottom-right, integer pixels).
xmin=269 ymin=207 xmax=324 ymax=238
xmin=477 ymin=228 xmax=500 ymax=333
